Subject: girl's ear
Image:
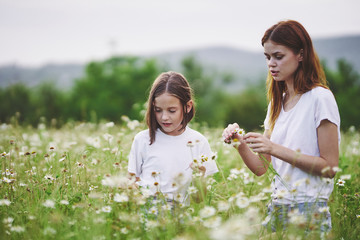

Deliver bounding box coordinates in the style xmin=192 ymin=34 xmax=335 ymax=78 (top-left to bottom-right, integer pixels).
xmin=186 ymin=100 xmax=193 ymax=113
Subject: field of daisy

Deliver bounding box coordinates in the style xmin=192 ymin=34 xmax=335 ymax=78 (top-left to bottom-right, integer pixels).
xmin=1 ymin=117 xmax=359 ymax=240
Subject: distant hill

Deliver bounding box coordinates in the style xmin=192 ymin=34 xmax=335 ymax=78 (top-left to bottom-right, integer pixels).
xmin=0 ymin=35 xmax=359 ymax=91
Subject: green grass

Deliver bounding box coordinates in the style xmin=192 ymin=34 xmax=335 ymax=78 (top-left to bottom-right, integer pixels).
xmin=0 ymin=120 xmax=359 ymax=239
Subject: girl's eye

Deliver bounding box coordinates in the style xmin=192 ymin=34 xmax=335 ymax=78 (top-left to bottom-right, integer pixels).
xmin=275 ymin=55 xmax=283 ymax=60
xmin=155 ymin=108 xmax=162 ymax=113
xmin=169 ymin=110 xmax=176 ymax=113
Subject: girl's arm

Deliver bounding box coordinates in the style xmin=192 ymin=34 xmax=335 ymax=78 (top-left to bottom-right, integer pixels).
xmin=245 ymin=119 xmax=339 ymax=178
xmin=223 ymin=123 xmax=271 ymax=176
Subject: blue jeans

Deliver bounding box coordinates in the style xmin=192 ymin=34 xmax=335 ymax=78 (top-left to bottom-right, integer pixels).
xmin=264 ymin=201 xmax=332 ymax=233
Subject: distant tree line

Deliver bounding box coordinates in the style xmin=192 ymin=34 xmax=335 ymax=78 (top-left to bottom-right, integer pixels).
xmin=0 ymin=56 xmax=359 ymax=131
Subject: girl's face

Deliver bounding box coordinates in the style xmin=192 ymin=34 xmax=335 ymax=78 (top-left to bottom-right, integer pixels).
xmin=263 ymin=40 xmax=303 ymax=83
xmin=154 ymin=92 xmax=192 ymax=136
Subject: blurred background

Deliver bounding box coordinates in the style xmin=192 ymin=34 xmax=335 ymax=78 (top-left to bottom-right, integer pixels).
xmin=1 ymin=0 xmax=360 ymax=131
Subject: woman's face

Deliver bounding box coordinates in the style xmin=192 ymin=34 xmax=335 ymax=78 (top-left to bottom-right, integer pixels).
xmin=263 ymin=40 xmax=303 ymax=83
xmin=154 ymin=92 xmax=189 ymax=136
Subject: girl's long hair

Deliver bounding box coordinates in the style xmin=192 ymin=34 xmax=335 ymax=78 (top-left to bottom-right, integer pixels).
xmin=262 ymin=20 xmax=328 ymax=132
xmin=145 ymin=71 xmax=195 ymax=145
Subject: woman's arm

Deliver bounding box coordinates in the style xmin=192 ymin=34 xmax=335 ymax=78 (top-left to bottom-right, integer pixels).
xmin=223 ymin=123 xmax=271 ymax=176
xmin=246 ymin=119 xmax=339 ymax=178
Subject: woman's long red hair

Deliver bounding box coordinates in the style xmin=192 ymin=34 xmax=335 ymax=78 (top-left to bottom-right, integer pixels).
xmin=262 ymin=20 xmax=328 ymax=132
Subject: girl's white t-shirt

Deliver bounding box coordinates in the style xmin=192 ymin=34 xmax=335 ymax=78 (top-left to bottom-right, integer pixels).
xmin=128 ymin=126 xmax=218 ymax=203
xmin=264 ymin=86 xmax=340 ymax=204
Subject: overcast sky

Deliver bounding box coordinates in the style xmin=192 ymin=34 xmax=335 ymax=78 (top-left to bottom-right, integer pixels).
xmin=1 ymin=0 xmax=360 ymax=67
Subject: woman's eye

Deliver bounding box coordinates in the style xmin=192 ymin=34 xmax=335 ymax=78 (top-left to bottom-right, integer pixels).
xmin=169 ymin=110 xmax=176 ymax=113
xmin=275 ymin=55 xmax=283 ymax=60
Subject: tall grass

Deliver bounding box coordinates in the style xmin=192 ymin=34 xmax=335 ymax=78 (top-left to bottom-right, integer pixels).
xmin=0 ymin=120 xmax=359 ymax=239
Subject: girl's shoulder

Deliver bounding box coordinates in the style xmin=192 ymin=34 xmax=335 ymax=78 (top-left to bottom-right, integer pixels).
xmin=185 ymin=127 xmax=209 ymax=142
xmin=133 ymin=129 xmax=150 ymax=142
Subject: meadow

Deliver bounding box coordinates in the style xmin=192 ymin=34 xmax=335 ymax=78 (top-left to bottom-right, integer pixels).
xmin=0 ymin=117 xmax=359 ymax=240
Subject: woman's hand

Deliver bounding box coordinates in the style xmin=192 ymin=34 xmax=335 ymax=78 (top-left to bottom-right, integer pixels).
xmin=222 ymin=123 xmax=246 ymax=146
xmin=244 ymin=132 xmax=273 ymax=155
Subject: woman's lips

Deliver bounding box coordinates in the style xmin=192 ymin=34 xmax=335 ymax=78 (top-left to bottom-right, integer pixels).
xmin=271 ymin=70 xmax=279 ymax=77
xmin=162 ymin=123 xmax=171 ymax=127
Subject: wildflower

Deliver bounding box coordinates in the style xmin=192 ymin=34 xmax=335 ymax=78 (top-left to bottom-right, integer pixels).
xmin=203 ymin=216 xmax=222 ymax=228
xmin=151 ymin=171 xmax=160 ymax=178
xmin=120 ymin=227 xmax=129 ymax=234
xmin=217 ymin=201 xmax=230 ymax=212
xmin=356 ymin=215 xmax=360 ymax=219
xmin=43 ymin=227 xmax=56 ymax=235
xmin=340 ymin=174 xmax=351 ymax=180
xmin=0 ymin=199 xmax=11 ymax=206
xmin=75 ymin=162 xmax=85 ymax=168
xmin=318 ymin=206 xmax=330 ymax=213
xmin=199 ymin=206 xmax=216 ymax=219
xmin=60 ymin=200 xmax=69 ymax=205
xmin=145 ymin=220 xmax=159 ymax=230
xmin=103 ymin=133 xmax=114 ymax=143
xmin=288 ymin=209 xmax=306 ymax=226
xmin=114 ymin=193 xmax=129 ymax=203
xmin=187 ymin=186 xmax=198 ymax=194
xmin=336 ymin=178 xmax=345 ymax=186
xmin=43 ymin=199 xmax=55 ymax=208
xmin=10 ymin=226 xmax=25 ymax=233
xmin=104 ymin=121 xmax=115 ymax=128
xmin=59 ymin=156 xmax=66 ymax=162
xmin=162 ymin=204 xmax=172 ymax=211
xmin=102 ymin=206 xmax=112 ymax=213
xmin=187 ymin=141 xmax=194 ymax=147
xmin=127 ymin=120 xmax=140 ymax=130
xmin=3 ymin=217 xmax=14 ymax=225
xmin=113 ymin=162 xmax=121 ymax=169
xmin=44 ymin=174 xmax=55 ymax=181
xmin=149 ymin=206 xmax=158 ymax=215
xmin=89 ymin=185 xmax=98 ymax=191
xmin=2 ymin=177 xmax=15 ymax=184
xmin=236 ymin=197 xmax=250 ymax=208
xmin=200 ymin=154 xmax=208 ymax=163
xmin=332 ymin=166 xmax=342 ymax=173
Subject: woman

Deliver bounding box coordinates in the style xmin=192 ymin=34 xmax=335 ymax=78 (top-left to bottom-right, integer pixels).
xmin=222 ymin=20 xmax=340 ymax=233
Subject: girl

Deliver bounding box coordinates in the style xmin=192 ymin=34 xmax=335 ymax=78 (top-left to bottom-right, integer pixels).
xmin=128 ymin=71 xmax=218 ymax=205
xmin=223 ymin=20 xmax=340 ymax=233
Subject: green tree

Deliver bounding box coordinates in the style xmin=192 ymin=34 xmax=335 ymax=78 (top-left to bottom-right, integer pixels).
xmin=325 ymin=59 xmax=360 ymax=130
xmin=223 ymin=82 xmax=267 ymax=132
xmin=181 ymin=56 xmax=230 ymax=126
xmin=68 ymin=56 xmax=161 ymax=122
xmin=0 ymin=83 xmax=34 ymax=124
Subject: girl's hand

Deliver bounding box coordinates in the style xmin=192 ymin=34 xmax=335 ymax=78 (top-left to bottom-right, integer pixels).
xmin=190 ymin=163 xmax=206 ymax=176
xmin=244 ymin=132 xmax=273 ymax=154
xmin=222 ymin=123 xmax=245 ymax=145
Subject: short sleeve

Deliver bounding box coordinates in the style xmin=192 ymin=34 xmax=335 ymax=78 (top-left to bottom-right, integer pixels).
xmin=128 ymin=133 xmax=145 ymax=176
xmin=264 ymin=103 xmax=271 ymax=131
xmin=314 ymin=89 xmax=340 ymax=129
xmin=199 ymin=137 xmax=218 ymax=177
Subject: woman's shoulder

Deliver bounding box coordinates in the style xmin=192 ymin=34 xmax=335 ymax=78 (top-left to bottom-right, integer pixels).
xmin=307 ymin=86 xmax=335 ymax=101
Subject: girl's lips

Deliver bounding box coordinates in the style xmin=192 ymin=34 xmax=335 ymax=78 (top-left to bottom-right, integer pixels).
xmin=162 ymin=123 xmax=171 ymax=127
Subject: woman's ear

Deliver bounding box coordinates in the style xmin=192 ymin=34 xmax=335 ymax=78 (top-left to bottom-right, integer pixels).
xmin=298 ymin=49 xmax=304 ymax=62
xmin=186 ymin=100 xmax=193 ymax=113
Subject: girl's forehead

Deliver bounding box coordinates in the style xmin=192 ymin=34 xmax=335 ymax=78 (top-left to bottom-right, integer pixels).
xmin=154 ymin=93 xmax=181 ymax=107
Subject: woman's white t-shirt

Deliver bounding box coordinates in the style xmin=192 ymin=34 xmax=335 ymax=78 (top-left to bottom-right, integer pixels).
xmin=128 ymin=126 xmax=218 ymax=203
xmin=264 ymin=86 xmax=340 ymax=204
